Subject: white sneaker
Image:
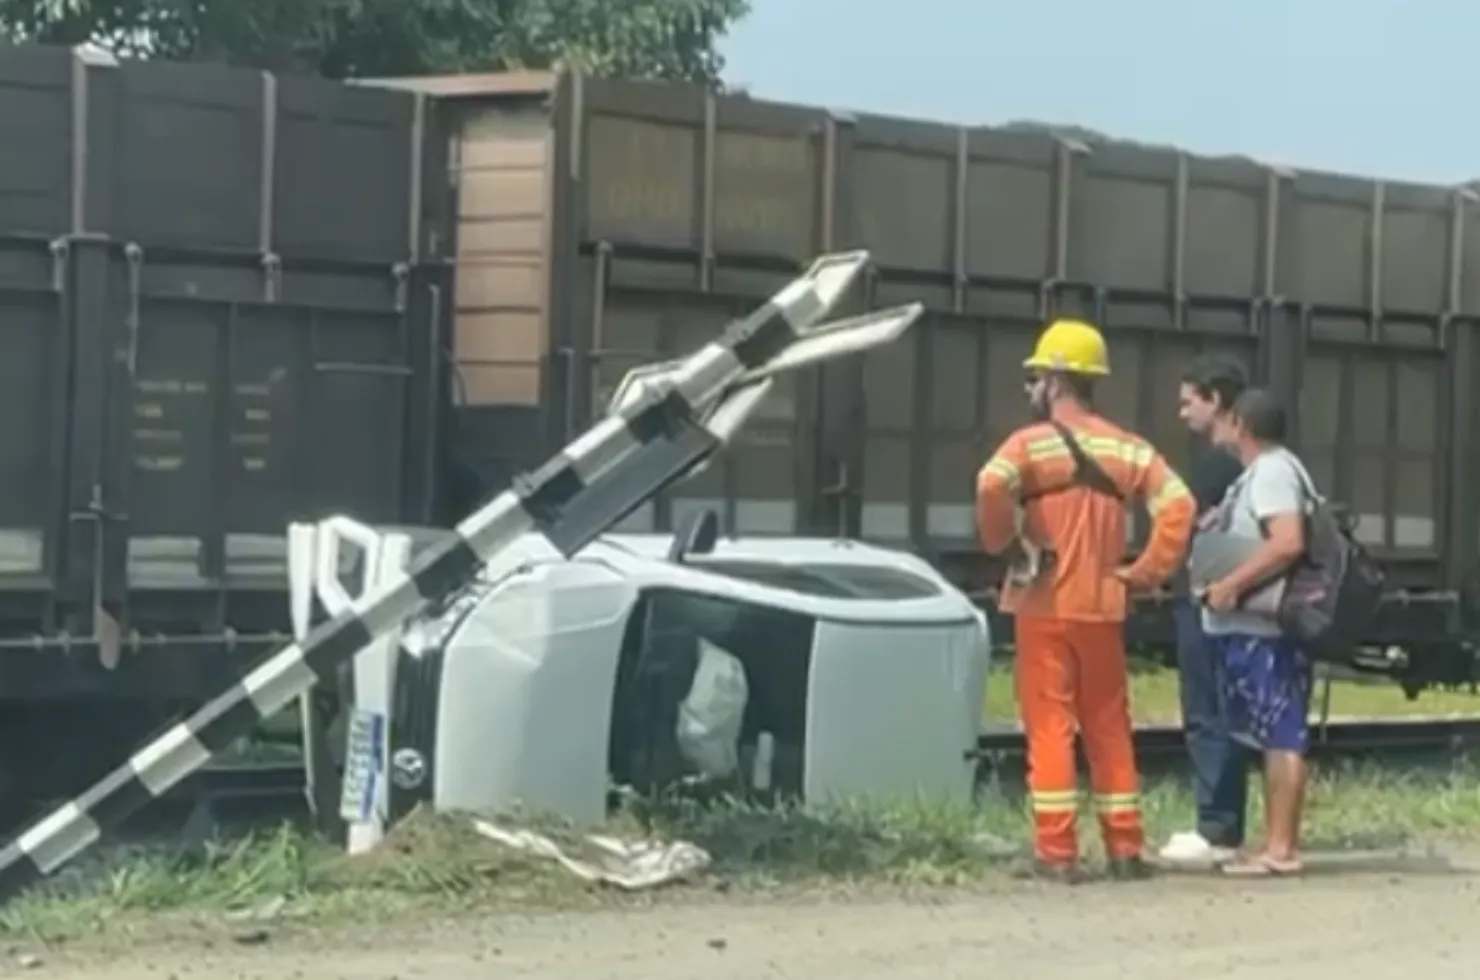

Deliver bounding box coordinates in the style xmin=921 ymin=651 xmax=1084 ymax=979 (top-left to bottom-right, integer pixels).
xmin=1158 ymin=831 xmax=1236 ymax=865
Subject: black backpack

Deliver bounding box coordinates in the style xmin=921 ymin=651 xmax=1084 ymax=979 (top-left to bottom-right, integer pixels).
xmin=1272 ymin=470 xmax=1385 ymax=662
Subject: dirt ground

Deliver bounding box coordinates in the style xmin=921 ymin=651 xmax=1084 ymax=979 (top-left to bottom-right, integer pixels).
xmin=31 ymin=849 xmax=1480 ymax=980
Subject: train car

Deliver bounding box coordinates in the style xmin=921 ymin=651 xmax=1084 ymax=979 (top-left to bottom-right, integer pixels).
xmin=1 ymin=50 xmax=1476 ymax=827
xmin=373 ymin=69 xmax=1480 ymax=693
xmin=0 ymin=45 xmax=452 ymax=820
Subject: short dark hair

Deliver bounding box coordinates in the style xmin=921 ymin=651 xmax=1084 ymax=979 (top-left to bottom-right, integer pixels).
xmin=1230 ymin=387 xmax=1286 ymax=443
xmin=1182 ymin=354 xmax=1247 ymax=411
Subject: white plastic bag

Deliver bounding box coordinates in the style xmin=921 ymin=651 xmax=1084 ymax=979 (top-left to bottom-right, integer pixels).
xmin=675 ymin=639 xmax=749 ymax=780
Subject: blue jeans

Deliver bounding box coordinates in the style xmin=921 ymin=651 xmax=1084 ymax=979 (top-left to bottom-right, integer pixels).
xmin=1173 ymin=599 xmax=1248 ymax=847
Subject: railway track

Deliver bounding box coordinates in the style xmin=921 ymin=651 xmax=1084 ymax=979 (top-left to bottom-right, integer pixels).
xmin=186 ymin=761 xmax=309 ymax=806
xmin=11 ymin=718 xmax=1477 ymax=841
xmin=972 ymin=716 xmax=1480 ymax=788
xmin=975 ymin=715 xmax=1480 ymax=757
xmin=0 ymin=762 xmax=311 ymax=841
xmin=182 ymin=716 xmax=1480 ymax=812
xmin=151 ymin=717 xmax=1480 ymax=810
xmin=139 ymin=761 xmax=311 ymax=831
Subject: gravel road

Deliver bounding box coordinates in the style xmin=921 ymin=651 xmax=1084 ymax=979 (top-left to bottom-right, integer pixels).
xmin=35 ymin=849 xmax=1480 ymax=980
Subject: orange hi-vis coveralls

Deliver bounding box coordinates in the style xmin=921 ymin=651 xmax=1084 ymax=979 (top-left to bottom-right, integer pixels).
xmin=977 ymin=403 xmax=1194 ymax=863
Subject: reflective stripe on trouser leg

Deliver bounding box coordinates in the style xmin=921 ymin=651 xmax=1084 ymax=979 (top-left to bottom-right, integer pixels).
xmin=1031 ymin=789 xmax=1081 ymax=861
xmin=1069 ymin=620 xmax=1144 ymax=859
xmin=1014 ymin=615 xmax=1080 ymax=863
xmin=1092 ymin=791 xmax=1143 ymax=857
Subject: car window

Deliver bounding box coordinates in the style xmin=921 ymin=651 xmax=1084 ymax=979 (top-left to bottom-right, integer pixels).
xmin=687 ymin=559 xmax=941 ymax=599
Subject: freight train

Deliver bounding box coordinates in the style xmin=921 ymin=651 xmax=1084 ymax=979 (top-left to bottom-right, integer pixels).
xmin=0 ymin=45 xmax=1473 ymax=824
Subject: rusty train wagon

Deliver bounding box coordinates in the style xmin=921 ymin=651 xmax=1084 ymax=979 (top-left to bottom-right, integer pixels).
xmin=0 ymin=46 xmax=452 ymax=822
xmin=391 ymin=69 xmax=1480 ymax=693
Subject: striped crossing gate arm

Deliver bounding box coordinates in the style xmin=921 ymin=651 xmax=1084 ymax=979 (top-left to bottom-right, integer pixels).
xmin=0 ymin=251 xmax=884 ymax=897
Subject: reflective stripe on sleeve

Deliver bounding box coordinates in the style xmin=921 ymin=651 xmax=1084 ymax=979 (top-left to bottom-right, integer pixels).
xmin=1147 ymin=473 xmax=1192 ymax=515
xmin=981 ymin=456 xmax=1020 ymax=492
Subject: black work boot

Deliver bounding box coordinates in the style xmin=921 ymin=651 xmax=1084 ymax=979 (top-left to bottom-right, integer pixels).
xmin=1009 ymin=857 xmax=1082 ymax=884
xmin=1107 ymin=855 xmax=1154 ymax=881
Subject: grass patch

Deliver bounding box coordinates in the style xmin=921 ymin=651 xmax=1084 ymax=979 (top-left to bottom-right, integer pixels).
xmin=982 ymin=658 xmax=1480 ymax=727
xmin=4 ymin=763 xmax=1478 ymax=941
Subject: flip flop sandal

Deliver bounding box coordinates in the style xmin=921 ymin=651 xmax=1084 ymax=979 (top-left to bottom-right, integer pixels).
xmin=1221 ymin=854 xmax=1303 ymax=877
xmin=1264 ymin=856 xmax=1304 ymax=875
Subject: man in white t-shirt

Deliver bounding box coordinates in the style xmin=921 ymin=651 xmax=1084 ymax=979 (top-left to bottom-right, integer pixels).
xmin=1194 ymin=388 xmax=1313 ymax=877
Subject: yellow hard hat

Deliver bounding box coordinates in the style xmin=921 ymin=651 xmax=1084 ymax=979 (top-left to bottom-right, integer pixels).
xmin=1023 ymin=318 xmax=1109 ymax=375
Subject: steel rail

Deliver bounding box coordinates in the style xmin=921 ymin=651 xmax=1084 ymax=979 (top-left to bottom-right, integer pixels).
xmin=112 ymin=763 xmax=311 ymax=837
xmin=182 ymin=762 xmax=307 ymax=800
xmin=974 ymin=716 xmax=1480 ymax=761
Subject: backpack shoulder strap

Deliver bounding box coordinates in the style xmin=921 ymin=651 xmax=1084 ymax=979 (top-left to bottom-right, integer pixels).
xmin=1289 ymin=456 xmax=1321 ymax=507
xmin=1263 ymin=450 xmax=1321 ymax=512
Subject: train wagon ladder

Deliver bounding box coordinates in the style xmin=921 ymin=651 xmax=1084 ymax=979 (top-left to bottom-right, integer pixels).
xmin=0 ymin=250 xmax=923 ymax=896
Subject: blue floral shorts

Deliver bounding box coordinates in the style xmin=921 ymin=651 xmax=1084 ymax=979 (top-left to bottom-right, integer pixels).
xmin=1212 ymin=634 xmax=1312 ymax=753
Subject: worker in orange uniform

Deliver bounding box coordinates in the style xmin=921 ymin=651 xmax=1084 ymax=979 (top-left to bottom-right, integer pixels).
xmin=976 ymin=318 xmax=1195 ymax=882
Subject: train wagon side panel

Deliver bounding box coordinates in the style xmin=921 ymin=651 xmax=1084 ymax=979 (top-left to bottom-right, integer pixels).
xmin=0 ymin=48 xmax=451 ymax=694
xmin=385 ymin=69 xmax=1474 ymax=638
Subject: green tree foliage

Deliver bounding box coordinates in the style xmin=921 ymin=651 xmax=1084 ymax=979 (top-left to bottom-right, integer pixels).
xmin=1 ymin=0 xmax=750 ymax=82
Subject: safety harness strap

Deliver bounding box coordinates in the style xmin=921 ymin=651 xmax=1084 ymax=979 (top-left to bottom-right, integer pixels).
xmin=1020 ymin=421 xmax=1125 ymax=502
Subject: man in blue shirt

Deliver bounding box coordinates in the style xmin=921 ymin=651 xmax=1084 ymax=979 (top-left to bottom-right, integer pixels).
xmin=1158 ymin=355 xmax=1248 ymax=866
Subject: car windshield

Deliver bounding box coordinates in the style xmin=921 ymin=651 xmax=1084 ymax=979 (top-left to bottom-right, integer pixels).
xmin=686 ymin=559 xmax=941 ymax=599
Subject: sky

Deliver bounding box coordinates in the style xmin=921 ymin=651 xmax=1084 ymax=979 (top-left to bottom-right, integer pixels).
xmin=721 ymin=0 xmax=1473 ymax=184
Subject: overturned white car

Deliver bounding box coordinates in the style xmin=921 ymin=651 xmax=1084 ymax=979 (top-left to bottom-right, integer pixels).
xmin=294 ymin=508 xmax=990 ymax=846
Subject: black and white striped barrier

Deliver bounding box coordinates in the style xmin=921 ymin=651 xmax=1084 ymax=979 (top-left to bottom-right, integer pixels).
xmin=0 ymin=250 xmax=922 ymax=896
